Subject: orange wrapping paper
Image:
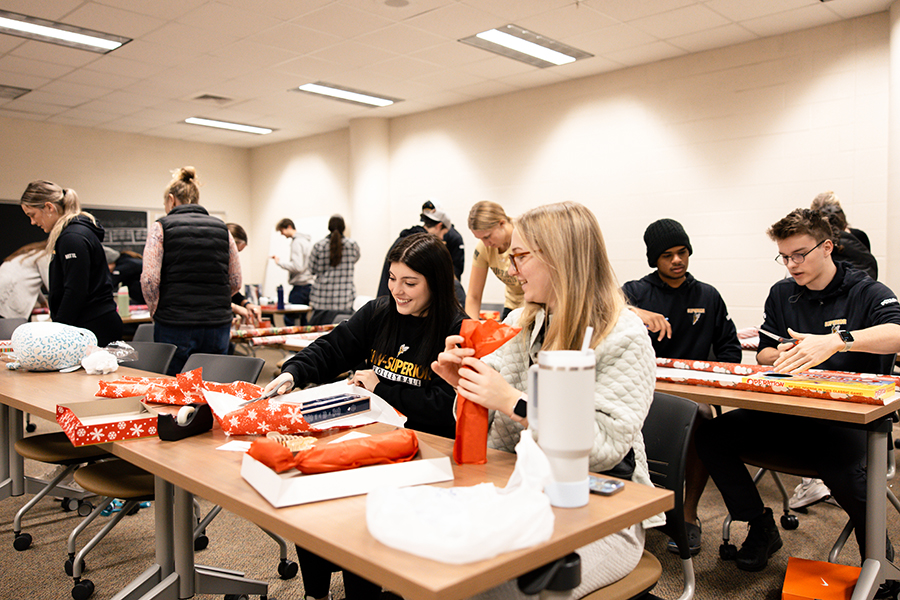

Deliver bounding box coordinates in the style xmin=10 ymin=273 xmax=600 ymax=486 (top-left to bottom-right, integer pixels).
xmin=453 ymin=319 xmax=521 ymax=465
xmin=247 ymin=437 xmax=297 ymax=473
xmin=293 ymin=428 xmax=419 ymax=474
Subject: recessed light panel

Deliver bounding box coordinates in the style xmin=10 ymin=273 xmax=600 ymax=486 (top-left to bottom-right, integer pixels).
xmin=184 ymin=117 xmax=273 ymax=135
xmin=0 ymin=9 xmax=130 ymax=54
xmin=0 ymin=84 xmax=30 ymax=100
xmin=460 ymin=24 xmax=592 ymax=68
xmin=292 ymin=82 xmax=400 ymax=108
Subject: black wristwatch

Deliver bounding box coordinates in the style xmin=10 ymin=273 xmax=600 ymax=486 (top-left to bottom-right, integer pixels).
xmin=837 ymin=329 xmax=854 ymax=352
xmin=513 ymin=397 xmax=527 ymax=418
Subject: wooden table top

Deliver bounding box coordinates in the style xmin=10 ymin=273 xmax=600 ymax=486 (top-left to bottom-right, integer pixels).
xmin=0 ymin=366 xmax=672 ymax=600
xmin=656 ymin=380 xmax=899 ymax=425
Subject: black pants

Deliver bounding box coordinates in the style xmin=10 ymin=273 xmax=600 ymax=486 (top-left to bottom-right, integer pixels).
xmin=80 ymin=310 xmax=124 ymax=347
xmin=296 ymin=546 xmax=381 ymax=599
xmin=285 ymin=285 xmax=311 ymax=326
xmin=696 ymin=408 xmax=868 ymax=554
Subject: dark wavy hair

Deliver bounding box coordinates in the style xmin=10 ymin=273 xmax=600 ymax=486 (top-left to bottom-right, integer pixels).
xmin=372 ymin=232 xmax=463 ymax=362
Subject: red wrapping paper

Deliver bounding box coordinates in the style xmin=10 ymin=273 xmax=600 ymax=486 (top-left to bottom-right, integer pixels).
xmin=248 ymin=437 xmax=296 ymax=473
xmin=453 ymin=319 xmax=521 ymax=465
xmin=293 ymin=428 xmax=419 ymax=474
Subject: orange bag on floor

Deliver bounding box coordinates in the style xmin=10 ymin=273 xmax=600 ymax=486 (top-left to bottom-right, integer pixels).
xmin=293 ymin=428 xmax=419 ymax=474
xmin=453 ymin=319 xmax=521 ymax=465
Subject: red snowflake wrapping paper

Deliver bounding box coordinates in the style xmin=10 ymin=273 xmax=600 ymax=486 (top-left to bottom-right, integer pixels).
xmin=57 ymin=397 xmax=158 ymax=446
xmin=655 ymin=358 xmax=899 ymax=406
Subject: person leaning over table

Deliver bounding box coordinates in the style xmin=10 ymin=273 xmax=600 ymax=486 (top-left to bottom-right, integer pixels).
xmin=265 ymin=232 xmax=467 ymax=600
xmin=465 ymin=201 xmax=523 ymax=321
xmin=271 ymin=217 xmax=314 ymax=326
xmin=20 ymin=181 xmax=123 ymax=346
xmin=433 ymin=202 xmax=664 ymax=600
xmin=306 ymin=214 xmax=360 ymax=326
xmin=622 ymin=217 xmax=742 ymax=558
xmin=695 ymin=208 xmax=900 ymax=582
xmin=140 ymin=166 xmax=241 ymax=375
xmin=0 ymin=241 xmax=49 ymax=320
xmin=226 ymin=223 xmax=262 ymax=329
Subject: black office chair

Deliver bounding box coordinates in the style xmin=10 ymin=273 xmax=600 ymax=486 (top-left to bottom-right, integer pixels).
xmin=125 ymin=341 xmax=176 ymax=375
xmin=131 ymin=322 xmax=154 ymax=342
xmin=526 ymin=392 xmax=698 ymax=600
xmin=0 ymin=317 xmax=28 ymax=339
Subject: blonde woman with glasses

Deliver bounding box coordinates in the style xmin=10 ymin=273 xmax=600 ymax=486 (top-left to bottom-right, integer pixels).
xmin=434 ymin=202 xmax=662 ymax=599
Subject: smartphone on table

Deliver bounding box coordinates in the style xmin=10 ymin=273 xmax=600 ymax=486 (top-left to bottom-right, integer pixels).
xmin=588 ymin=475 xmax=625 ymax=496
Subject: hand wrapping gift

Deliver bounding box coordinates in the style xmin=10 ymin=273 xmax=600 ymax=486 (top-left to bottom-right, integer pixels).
xmin=454 ymin=319 xmax=521 ymax=465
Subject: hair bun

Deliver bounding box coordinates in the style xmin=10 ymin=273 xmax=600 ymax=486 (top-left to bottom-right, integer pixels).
xmin=180 ymin=166 xmax=196 ymax=182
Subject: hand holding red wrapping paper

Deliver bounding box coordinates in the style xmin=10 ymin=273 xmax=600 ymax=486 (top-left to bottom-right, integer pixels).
xmin=435 ymin=319 xmax=521 ymax=465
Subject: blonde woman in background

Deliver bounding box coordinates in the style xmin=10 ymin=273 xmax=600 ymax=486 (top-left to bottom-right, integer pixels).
xmin=140 ymin=167 xmax=241 ymax=374
xmin=465 ymin=201 xmax=523 ymax=320
xmin=0 ymin=241 xmax=49 ymax=320
xmin=20 ymin=182 xmax=122 ymax=345
xmin=434 ymin=202 xmax=661 ymax=599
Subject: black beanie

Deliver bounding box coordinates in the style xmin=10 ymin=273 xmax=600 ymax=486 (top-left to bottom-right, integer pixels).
xmin=644 ymin=218 xmax=692 ymax=268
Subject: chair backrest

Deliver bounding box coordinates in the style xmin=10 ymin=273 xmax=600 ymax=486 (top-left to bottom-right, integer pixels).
xmin=0 ymin=317 xmax=28 ymax=340
xmin=132 ymin=323 xmax=154 ymax=342
xmin=642 ymin=392 xmax=698 ymax=561
xmin=127 ymin=341 xmax=177 ymax=375
xmin=181 ymin=353 xmax=265 ymax=384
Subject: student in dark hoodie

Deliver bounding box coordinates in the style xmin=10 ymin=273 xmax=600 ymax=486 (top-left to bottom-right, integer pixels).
xmin=622 ymin=218 xmax=741 ymax=557
xmin=265 ymin=232 xmax=466 ymax=600
xmin=20 ymin=181 xmax=122 ymax=346
xmin=696 ymin=208 xmax=900 ymax=577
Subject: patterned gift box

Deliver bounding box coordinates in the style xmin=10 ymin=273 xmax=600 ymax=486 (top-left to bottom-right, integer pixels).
xmin=57 ymin=397 xmax=158 ymax=446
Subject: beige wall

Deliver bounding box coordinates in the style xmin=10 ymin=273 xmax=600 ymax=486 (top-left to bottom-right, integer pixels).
xmin=0 ymin=12 xmax=891 ymax=332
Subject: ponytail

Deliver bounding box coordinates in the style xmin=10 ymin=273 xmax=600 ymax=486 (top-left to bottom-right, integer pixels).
xmin=327 ymin=215 xmax=345 ymax=268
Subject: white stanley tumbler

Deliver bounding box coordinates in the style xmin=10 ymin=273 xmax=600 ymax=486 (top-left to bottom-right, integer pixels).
xmin=528 ymin=349 xmax=595 ymax=508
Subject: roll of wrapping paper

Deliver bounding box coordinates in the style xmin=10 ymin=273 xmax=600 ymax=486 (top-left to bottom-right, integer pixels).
xmin=453 ymin=319 xmax=522 ymax=465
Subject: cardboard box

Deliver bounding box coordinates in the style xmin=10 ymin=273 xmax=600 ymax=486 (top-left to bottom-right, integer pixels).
xmin=241 ymin=435 xmax=454 ymax=507
xmin=782 ymin=556 xmax=860 ymax=600
xmin=57 ymin=397 xmax=159 ymax=446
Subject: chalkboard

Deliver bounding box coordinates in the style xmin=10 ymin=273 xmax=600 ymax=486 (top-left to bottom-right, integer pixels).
xmin=0 ymin=201 xmax=149 ymax=261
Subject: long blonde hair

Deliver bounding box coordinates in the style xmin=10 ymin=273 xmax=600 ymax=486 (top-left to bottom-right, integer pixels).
xmin=165 ymin=166 xmax=200 ymax=205
xmin=467 ymin=201 xmax=509 ymax=231
xmin=20 ymin=181 xmax=97 ymax=253
xmin=515 ymin=202 xmax=624 ymax=350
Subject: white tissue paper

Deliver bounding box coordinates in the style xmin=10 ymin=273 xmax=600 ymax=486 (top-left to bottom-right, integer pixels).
xmin=366 ymin=429 xmax=555 ymax=564
xmin=82 ymin=350 xmax=119 ymax=374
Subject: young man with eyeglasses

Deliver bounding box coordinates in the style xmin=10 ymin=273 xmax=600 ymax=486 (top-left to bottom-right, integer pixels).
xmin=696 ymin=208 xmax=900 ymax=579
xmin=623 ymin=218 xmax=742 ymax=557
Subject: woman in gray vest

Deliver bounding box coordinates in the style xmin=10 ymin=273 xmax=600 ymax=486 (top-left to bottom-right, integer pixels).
xmin=140 ymin=167 xmax=241 ymax=375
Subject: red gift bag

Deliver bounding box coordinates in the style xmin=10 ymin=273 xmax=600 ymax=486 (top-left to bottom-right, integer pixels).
xmin=453 ymin=319 xmax=521 ymax=465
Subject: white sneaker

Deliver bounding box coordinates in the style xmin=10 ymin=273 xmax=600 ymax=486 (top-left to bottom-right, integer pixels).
xmin=788 ymin=477 xmax=831 ymax=509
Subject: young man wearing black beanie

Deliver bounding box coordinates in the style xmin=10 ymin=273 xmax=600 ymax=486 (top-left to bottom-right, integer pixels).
xmin=623 ymin=217 xmax=742 ymax=557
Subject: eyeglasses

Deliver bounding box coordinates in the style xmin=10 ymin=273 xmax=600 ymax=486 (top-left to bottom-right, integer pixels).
xmin=509 ymin=250 xmax=531 ymax=271
xmin=775 ymin=239 xmax=826 ymax=265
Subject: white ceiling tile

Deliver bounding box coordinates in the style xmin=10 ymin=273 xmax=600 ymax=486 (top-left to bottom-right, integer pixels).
xmin=0 ymin=0 xmax=84 ymax=20
xmin=10 ymin=40 xmax=102 ymax=68
xmin=630 ymin=4 xmax=731 ymax=39
xmin=603 ymin=40 xmax=685 ymax=66
xmin=824 ymin=0 xmax=893 ymax=19
xmin=0 ymin=55 xmax=73 ymax=79
xmin=63 ymin=3 xmax=166 ymax=38
xmin=15 ymin=89 xmax=85 ymax=108
xmin=220 ymin=0 xmax=333 ymax=21
xmin=77 ymin=97 xmax=143 ymax=115
xmin=274 ymin=55 xmax=348 ymax=81
xmin=293 ymin=3 xmax=394 ymax=39
xmin=703 ymin=0 xmax=814 ymax=22
xmin=61 ymin=68 xmax=138 ymax=90
xmin=405 ymin=3 xmax=500 ymax=39
xmin=82 ymin=55 xmax=167 ymax=78
xmin=740 ymin=5 xmax=844 ymax=38
xmin=5 ymin=98 xmax=68 ymax=115
xmin=582 ymin=0 xmax=698 ymax=23
xmin=309 ymin=41 xmax=398 ymax=69
xmin=566 ymin=24 xmax=659 ymax=56
xmin=463 ymin=0 xmax=573 ymax=23
xmin=346 ymin=0 xmax=457 ymax=22
xmin=142 ymin=22 xmax=240 ymax=54
xmin=245 ymin=22 xmax=342 ymax=54
xmin=176 ymin=2 xmax=282 ymax=39
xmin=91 ymin=0 xmax=208 ymax=21
xmin=667 ymin=23 xmax=757 ymax=54
xmin=516 ymin=4 xmax=619 ymax=38
xmin=40 ymin=80 xmax=111 ymax=100
xmin=366 ymin=56 xmax=442 ymax=80
xmin=409 ymin=42 xmax=487 ymax=68
xmin=354 ymin=23 xmax=448 ymax=55
xmin=209 ymin=40 xmax=301 ymax=68
xmin=111 ymin=40 xmax=191 ymax=68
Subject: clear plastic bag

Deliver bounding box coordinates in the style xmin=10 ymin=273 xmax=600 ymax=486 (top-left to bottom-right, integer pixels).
xmin=366 ymin=429 xmax=555 ymax=564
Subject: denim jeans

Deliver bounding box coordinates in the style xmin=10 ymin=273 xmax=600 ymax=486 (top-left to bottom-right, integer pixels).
xmin=153 ymin=322 xmax=231 ymax=376
xmin=285 ymin=284 xmax=311 ymax=326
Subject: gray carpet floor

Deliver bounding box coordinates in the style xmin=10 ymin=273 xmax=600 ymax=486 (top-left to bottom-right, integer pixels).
xmin=3 ymin=348 xmax=898 ymax=599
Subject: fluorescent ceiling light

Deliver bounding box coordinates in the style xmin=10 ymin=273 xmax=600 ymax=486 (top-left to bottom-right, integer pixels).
xmin=184 ymin=117 xmax=273 ymax=135
xmin=460 ymin=24 xmax=592 ymax=68
xmin=0 ymin=10 xmax=130 ymax=54
xmin=293 ymin=82 xmax=400 ymax=108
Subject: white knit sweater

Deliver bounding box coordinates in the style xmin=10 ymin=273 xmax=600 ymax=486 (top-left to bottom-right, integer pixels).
xmin=483 ymin=306 xmax=664 ymax=529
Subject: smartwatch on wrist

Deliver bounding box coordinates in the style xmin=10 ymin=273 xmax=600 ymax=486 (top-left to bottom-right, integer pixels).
xmin=513 ymin=397 xmax=527 ymax=418
xmin=837 ymin=329 xmax=854 ymax=352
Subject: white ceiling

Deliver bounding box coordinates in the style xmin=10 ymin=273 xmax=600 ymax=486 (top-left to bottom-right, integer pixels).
xmin=0 ymin=0 xmax=892 ymax=148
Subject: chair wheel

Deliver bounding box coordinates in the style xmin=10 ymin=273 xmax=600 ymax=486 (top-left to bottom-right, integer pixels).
xmin=781 ymin=514 xmax=800 ymax=530
xmin=13 ymin=532 xmax=32 ymax=551
xmin=719 ymin=542 xmax=737 ymax=560
xmin=126 ymin=504 xmax=140 ymax=516
xmin=77 ymin=501 xmax=93 ymax=517
xmin=194 ymin=534 xmax=209 ymax=551
xmin=223 ymin=595 xmax=249 ymax=600
xmin=278 ymin=558 xmax=298 ymax=579
xmin=65 ymin=558 xmax=86 ymax=577
xmin=72 ymin=579 xmax=94 ymax=600
xmin=26 ymin=422 xmax=36 ymax=433
xmin=62 ymin=497 xmax=79 ymax=512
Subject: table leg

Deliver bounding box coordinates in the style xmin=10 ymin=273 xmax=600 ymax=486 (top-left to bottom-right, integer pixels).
xmin=852 ymin=425 xmax=900 ymax=600
xmin=9 ymin=405 xmax=23 ymax=496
